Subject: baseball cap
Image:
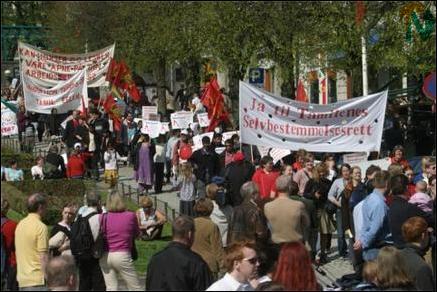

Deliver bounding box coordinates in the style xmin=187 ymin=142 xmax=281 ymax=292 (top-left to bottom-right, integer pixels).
xmin=181 ymin=129 xmax=189 ymax=135
xmin=74 ymin=142 xmax=82 ymax=149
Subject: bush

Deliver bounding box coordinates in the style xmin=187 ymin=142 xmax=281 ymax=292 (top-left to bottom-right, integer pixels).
xmin=1 ymin=179 xmax=90 ymax=225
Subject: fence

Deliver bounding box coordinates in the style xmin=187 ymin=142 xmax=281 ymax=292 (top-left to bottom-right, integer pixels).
xmin=2 ymin=136 xmax=49 ymax=157
xmin=117 ymin=181 xmax=180 ymax=222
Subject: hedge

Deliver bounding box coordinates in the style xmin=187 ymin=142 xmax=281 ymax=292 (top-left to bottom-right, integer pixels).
xmin=1 ymin=179 xmax=93 ymax=225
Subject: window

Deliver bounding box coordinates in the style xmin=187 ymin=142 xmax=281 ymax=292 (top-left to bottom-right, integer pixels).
xmin=310 ymin=79 xmax=319 ymax=104
xmin=328 ymin=77 xmax=337 ymax=103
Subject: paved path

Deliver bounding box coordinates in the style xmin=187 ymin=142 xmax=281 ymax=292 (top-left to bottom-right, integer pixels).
xmin=99 ymin=165 xmax=354 ymax=290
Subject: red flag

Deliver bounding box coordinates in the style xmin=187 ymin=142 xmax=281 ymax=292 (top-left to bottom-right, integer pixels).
xmin=201 ymin=77 xmax=229 ymax=131
xmin=118 ymin=60 xmax=141 ymax=103
xmin=296 ymin=80 xmax=308 ymax=102
xmin=103 ymin=94 xmax=122 ymax=131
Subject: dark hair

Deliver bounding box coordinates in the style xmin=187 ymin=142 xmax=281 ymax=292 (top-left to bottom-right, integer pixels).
xmin=257 ymin=244 xmax=280 ymax=279
xmin=27 ymin=193 xmax=47 ymax=213
xmin=9 ymin=159 xmax=17 ymax=167
xmin=340 ymin=163 xmax=351 ymax=172
xmin=289 ymin=181 xmax=299 ymax=196
xmin=389 ymin=174 xmax=408 ymax=196
xmin=322 ymin=153 xmax=335 ymax=163
xmin=202 ymin=136 xmax=211 ymax=145
xmin=366 ymin=165 xmax=381 ymax=177
xmin=86 ymin=191 xmax=101 ymax=207
xmin=172 ymin=215 xmax=195 ymax=239
xmin=260 ymin=156 xmax=273 ymax=168
xmin=225 ymin=139 xmax=233 ymax=146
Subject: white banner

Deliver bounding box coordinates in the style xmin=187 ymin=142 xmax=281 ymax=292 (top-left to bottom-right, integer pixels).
xmin=142 ymin=106 xmax=158 ymax=119
xmin=239 ymin=82 xmax=388 ymax=153
xmin=354 ymin=158 xmax=391 ymax=172
xmin=160 ymin=122 xmax=170 ymax=134
xmin=222 ymin=131 xmax=239 ymax=143
xmin=23 ymin=69 xmax=88 ymax=114
xmin=170 ymin=111 xmax=193 ymax=130
xmin=197 ymin=112 xmax=210 ymax=127
xmin=343 ymin=152 xmax=368 ymax=165
xmin=1 ymin=101 xmax=18 ymax=136
xmin=18 ymin=41 xmax=115 ymax=88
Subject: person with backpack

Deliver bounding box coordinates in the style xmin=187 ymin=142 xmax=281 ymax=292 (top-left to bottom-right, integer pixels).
xmin=1 ymin=197 xmax=18 ymax=291
xmin=70 ymin=191 xmax=106 ymax=291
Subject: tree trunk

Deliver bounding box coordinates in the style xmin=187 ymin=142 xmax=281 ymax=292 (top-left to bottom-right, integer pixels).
xmin=155 ymin=57 xmax=167 ymax=116
xmin=228 ymin=63 xmax=245 ymax=101
xmin=184 ymin=57 xmax=201 ymax=95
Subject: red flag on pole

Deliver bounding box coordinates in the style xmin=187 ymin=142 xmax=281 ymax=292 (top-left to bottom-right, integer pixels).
xmin=296 ymin=80 xmax=308 ymax=102
xmin=103 ymin=94 xmax=122 ymax=131
xmin=200 ymin=77 xmax=230 ymax=131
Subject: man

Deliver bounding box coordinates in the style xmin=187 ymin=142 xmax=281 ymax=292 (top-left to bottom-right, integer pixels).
xmin=15 ymin=193 xmax=49 ymax=291
xmin=219 ymin=139 xmax=236 ymax=172
xmin=224 ymin=151 xmax=255 ymax=207
xmin=165 ymin=129 xmax=180 ymax=183
xmin=264 ymin=175 xmax=310 ymax=244
xmin=172 ymin=129 xmax=191 ymax=168
xmin=175 ymin=85 xmax=188 ymax=110
xmin=211 ymin=133 xmax=224 ymax=151
xmin=227 ymin=182 xmax=269 ymax=245
xmin=252 ymin=156 xmax=280 ymax=202
xmin=74 ymin=192 xmax=106 ymax=291
xmin=146 ymin=215 xmax=213 ymax=291
xmin=189 ymin=136 xmax=220 ymax=198
xmin=207 ymin=241 xmax=259 ymax=291
xmin=1 ymin=197 xmax=18 ymax=291
xmin=88 ymin=110 xmax=110 ymax=180
xmin=62 ymin=110 xmax=81 ymax=151
xmin=400 ymin=217 xmax=435 ymax=291
xmin=387 ymin=174 xmax=434 ymax=248
xmin=353 ymin=171 xmax=392 ymax=261
xmin=45 ymin=255 xmax=77 ymax=291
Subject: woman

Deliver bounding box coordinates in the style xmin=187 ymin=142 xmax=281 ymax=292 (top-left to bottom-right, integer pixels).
xmin=206 ymin=183 xmax=233 ymax=247
xmin=136 ymin=196 xmax=166 ymax=240
xmin=191 ymin=198 xmax=225 ymax=280
xmin=376 ymin=246 xmax=415 ymax=290
xmin=404 ymin=167 xmax=416 ymax=199
xmin=49 ymin=203 xmax=76 ymax=257
xmin=341 ymin=166 xmax=366 ymax=274
xmin=4 ymin=159 xmax=24 ymax=181
xmin=67 ymin=144 xmax=86 ymax=179
xmin=389 ymin=145 xmax=410 ymax=171
xmin=327 ymin=163 xmax=351 ymax=258
xmin=252 ymin=156 xmax=280 ymax=203
xmin=303 ymin=163 xmax=334 ymax=264
xmin=173 ymin=162 xmax=197 ymax=217
xmin=99 ymin=192 xmax=142 ymax=291
xmin=293 ymin=154 xmax=315 ymax=196
xmin=31 ymin=156 xmax=45 ymax=180
xmin=272 ymin=242 xmax=321 ymax=291
xmin=429 ymin=175 xmax=436 ymax=200
xmin=153 ymin=135 xmax=166 ymax=194
xmin=322 ymin=154 xmax=337 ymax=181
xmin=133 ymin=133 xmax=155 ymax=195
xmin=280 ymin=164 xmax=293 ymax=177
xmin=292 ymin=149 xmax=307 ymax=173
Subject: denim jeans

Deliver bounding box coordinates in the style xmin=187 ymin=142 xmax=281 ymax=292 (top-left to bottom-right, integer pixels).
xmin=336 ymin=209 xmax=347 ymax=256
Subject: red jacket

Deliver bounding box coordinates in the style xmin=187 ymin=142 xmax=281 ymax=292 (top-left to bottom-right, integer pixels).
xmin=1 ymin=217 xmax=17 ymax=267
xmin=252 ymin=168 xmax=280 ymax=200
xmin=67 ymin=154 xmax=86 ymax=178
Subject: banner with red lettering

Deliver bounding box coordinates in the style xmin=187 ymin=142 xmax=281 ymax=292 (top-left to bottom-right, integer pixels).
xmin=18 ymin=41 xmax=115 ymax=87
xmin=1 ymin=101 xmax=18 ymax=136
xmin=23 ymin=69 xmax=88 ymax=114
xmin=239 ymin=81 xmax=388 ymax=153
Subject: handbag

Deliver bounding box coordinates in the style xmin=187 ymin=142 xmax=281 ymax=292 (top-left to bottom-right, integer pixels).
xmin=93 ymin=213 xmax=108 ymax=259
xmin=325 ymin=200 xmax=338 ymax=216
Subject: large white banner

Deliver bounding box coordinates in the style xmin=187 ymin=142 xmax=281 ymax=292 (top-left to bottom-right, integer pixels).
xmin=1 ymin=101 xmax=18 ymax=136
xmin=18 ymin=41 xmax=115 ymax=87
xmin=23 ymin=69 xmax=88 ymax=114
xmin=240 ymin=82 xmax=388 ymax=153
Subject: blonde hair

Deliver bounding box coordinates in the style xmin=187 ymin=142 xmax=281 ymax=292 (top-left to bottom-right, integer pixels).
xmin=376 ymin=246 xmax=413 ymax=289
xmin=179 ymin=162 xmax=193 ymax=181
xmin=140 ymin=196 xmax=153 ymax=208
xmin=106 ymin=191 xmax=126 ymax=212
xmin=312 ymin=163 xmax=328 ymax=182
xmin=206 ymin=183 xmax=219 ymax=201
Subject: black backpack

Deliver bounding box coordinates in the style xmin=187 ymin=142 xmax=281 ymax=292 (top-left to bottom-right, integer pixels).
xmin=70 ymin=212 xmax=98 ymax=261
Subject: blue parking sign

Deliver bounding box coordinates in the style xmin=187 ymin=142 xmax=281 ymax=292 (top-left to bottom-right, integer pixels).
xmin=249 ymin=68 xmax=264 ymax=84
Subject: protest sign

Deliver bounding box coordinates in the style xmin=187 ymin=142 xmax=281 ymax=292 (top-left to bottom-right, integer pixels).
xmin=18 ymin=41 xmax=115 ymax=87
xmin=142 ymin=106 xmax=158 ymax=119
xmin=1 ymin=101 xmax=18 ymax=136
xmin=193 ymin=132 xmax=214 ymax=151
xmin=160 ymin=122 xmax=170 ymax=134
xmin=197 ymin=112 xmax=210 ymax=127
xmin=22 ymin=69 xmax=88 ymax=114
xmin=354 ymin=158 xmax=391 ymax=172
xmin=142 ymin=120 xmax=161 ymax=138
xmin=343 ymin=152 xmax=368 ymax=165
xmin=171 ymin=111 xmax=193 ymax=130
xmin=239 ymin=81 xmax=388 ymax=153
xmin=222 ymin=131 xmax=239 ymax=144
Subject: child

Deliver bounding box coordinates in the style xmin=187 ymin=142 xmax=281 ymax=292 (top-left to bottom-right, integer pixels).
xmin=173 ymin=162 xmax=197 ymax=217
xmin=104 ymin=144 xmax=119 ymax=188
xmin=409 ymin=180 xmax=433 ymax=214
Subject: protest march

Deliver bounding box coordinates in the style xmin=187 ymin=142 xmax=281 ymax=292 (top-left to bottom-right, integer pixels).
xmin=1 ymin=2 xmax=436 ymax=291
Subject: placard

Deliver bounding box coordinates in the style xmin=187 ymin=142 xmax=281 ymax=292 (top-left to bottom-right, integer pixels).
xmin=197 ymin=112 xmax=210 ymax=127
xmin=1 ymin=101 xmax=18 ymax=136
xmin=170 ymin=111 xmax=193 ymax=130
xmin=343 ymin=152 xmax=368 ymax=165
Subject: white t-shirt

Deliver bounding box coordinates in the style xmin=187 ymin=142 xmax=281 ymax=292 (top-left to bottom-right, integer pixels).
xmin=31 ymin=165 xmax=44 ymax=180
xmin=104 ymin=150 xmax=118 ymax=170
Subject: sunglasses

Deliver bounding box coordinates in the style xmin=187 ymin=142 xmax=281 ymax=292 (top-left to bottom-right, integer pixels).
xmin=243 ymin=257 xmax=259 ymax=265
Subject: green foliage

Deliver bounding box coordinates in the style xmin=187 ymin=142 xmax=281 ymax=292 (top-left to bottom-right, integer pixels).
xmin=1 ymin=179 xmax=86 ymax=225
xmin=1 ymin=1 xmax=46 ymax=25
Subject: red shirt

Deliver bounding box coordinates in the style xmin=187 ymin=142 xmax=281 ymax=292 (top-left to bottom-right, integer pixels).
xmin=407 ymin=183 xmax=416 ymax=199
xmin=1 ymin=217 xmax=17 ymax=267
xmin=252 ymin=168 xmax=280 ymax=200
xmin=292 ymin=162 xmax=303 ymax=172
xmin=67 ymin=154 xmax=86 ymax=178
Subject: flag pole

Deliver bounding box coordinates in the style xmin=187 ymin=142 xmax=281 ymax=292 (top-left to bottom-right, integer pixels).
xmin=250 ymin=145 xmax=254 ymax=164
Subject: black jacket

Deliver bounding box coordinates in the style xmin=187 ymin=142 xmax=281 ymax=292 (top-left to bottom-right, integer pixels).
xmin=189 ymin=148 xmax=220 ymax=183
xmin=224 ymin=160 xmax=255 ymax=207
xmin=388 ymin=196 xmax=434 ymax=248
xmin=62 ymin=119 xmax=80 ymax=148
xmin=146 ymin=241 xmax=213 ymax=291
xmin=303 ymin=178 xmax=332 ymax=209
xmin=400 ymin=244 xmax=435 ymax=291
xmin=45 ymin=152 xmax=66 ymax=178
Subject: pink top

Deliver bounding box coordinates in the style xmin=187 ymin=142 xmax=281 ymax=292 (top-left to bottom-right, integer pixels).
xmin=101 ymin=211 xmax=140 ymax=252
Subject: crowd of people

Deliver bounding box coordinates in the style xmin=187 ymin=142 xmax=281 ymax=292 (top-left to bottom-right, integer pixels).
xmin=1 ymin=86 xmax=437 ymax=291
